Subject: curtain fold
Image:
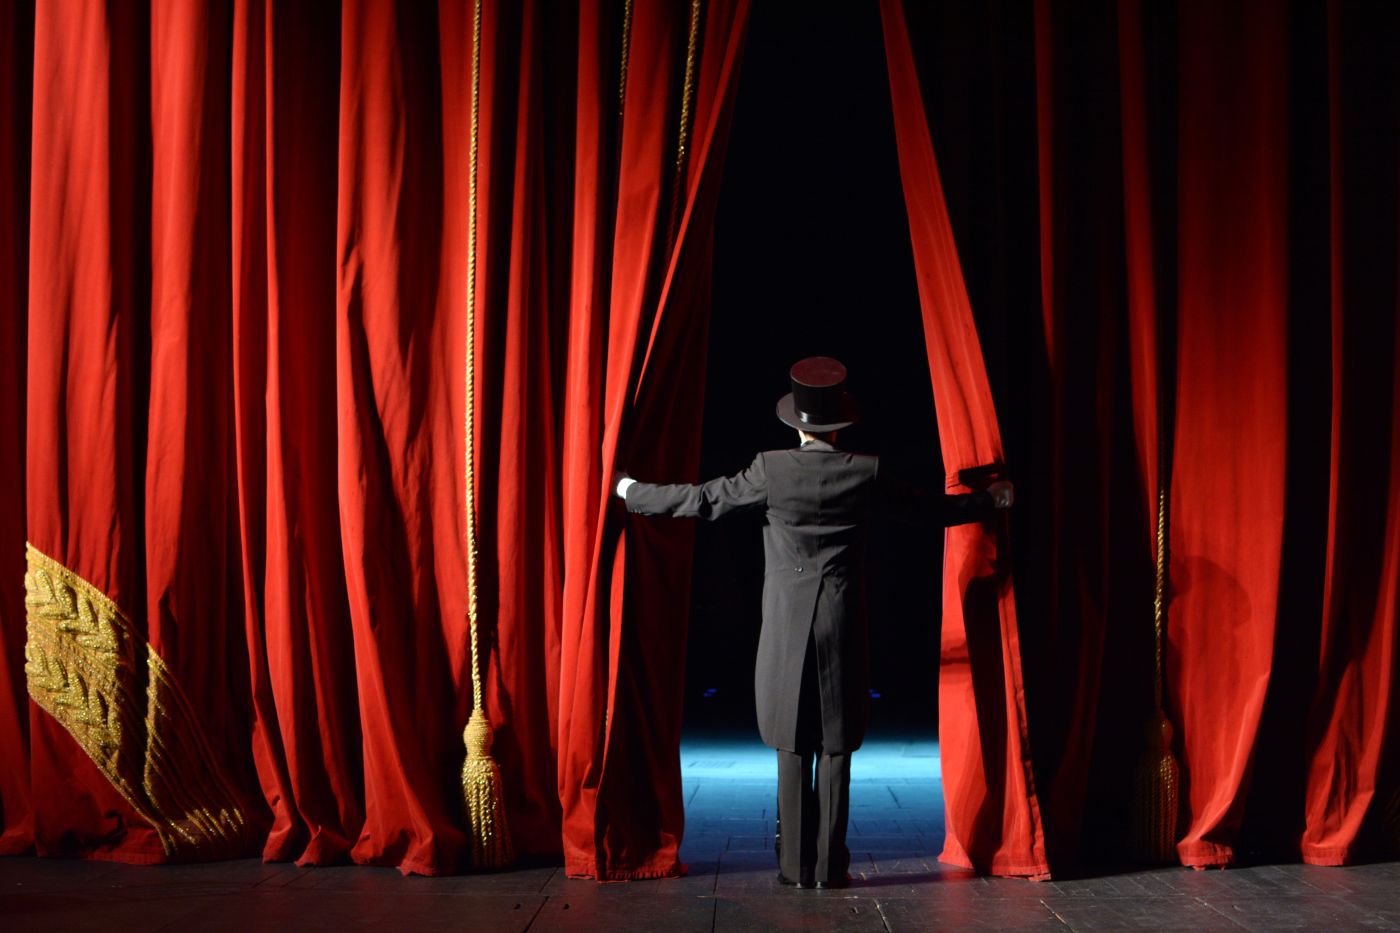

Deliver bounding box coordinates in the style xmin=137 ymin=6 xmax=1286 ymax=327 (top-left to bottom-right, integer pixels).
xmin=880 ymin=0 xmax=1050 ymax=880
xmin=1300 ymin=0 xmax=1400 ymax=867
xmin=333 ymin=0 xmax=471 ymax=874
xmin=474 ymin=0 xmax=567 ymax=860
xmin=234 ymin=0 xmax=366 ymax=866
xmin=1169 ymin=0 xmax=1291 ymax=868
xmin=25 ymin=0 xmax=166 ymax=861
xmin=1030 ymin=0 xmax=1124 ymax=867
xmin=0 ymin=0 xmax=33 ymax=858
xmin=557 ymin=0 xmax=749 ymax=880
xmin=146 ymin=0 xmax=264 ymax=863
xmin=230 ymin=0 xmax=300 ymax=863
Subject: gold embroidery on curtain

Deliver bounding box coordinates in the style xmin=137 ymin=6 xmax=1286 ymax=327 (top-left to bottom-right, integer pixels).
xmin=24 ymin=543 xmax=249 ymax=858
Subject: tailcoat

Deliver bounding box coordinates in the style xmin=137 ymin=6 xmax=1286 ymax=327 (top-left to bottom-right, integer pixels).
xmin=624 ymin=440 xmax=991 ymax=754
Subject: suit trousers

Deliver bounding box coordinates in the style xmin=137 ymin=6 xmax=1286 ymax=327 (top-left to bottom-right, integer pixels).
xmin=776 ymin=629 xmax=851 ymax=885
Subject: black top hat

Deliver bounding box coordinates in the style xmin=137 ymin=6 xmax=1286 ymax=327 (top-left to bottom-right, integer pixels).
xmin=776 ymin=356 xmax=858 ymax=432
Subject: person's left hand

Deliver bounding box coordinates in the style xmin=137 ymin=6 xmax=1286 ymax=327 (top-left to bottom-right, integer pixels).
xmin=988 ymin=480 xmax=1014 ymax=509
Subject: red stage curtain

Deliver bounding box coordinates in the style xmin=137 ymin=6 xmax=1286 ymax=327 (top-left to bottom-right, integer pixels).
xmin=148 ymin=0 xmax=264 ymax=864
xmin=1301 ymin=0 xmax=1400 ymax=867
xmin=233 ymin=0 xmax=365 ymax=866
xmin=24 ymin=0 xmax=171 ymax=861
xmin=890 ymin=0 xmax=1400 ymax=873
xmin=554 ymin=0 xmax=749 ymax=880
xmin=334 ymin=0 xmax=475 ymax=872
xmin=1030 ymin=0 xmax=1124 ymax=867
xmin=880 ymin=0 xmax=1050 ymax=880
xmin=475 ymin=0 xmax=751 ymax=877
xmin=5 ymin=0 xmax=1396 ymax=880
xmin=1 ymin=0 xmax=749 ymax=876
xmin=469 ymin=0 xmax=566 ymax=861
xmin=0 ymin=0 xmax=33 ymax=857
xmin=1169 ymin=0 xmax=1291 ymax=867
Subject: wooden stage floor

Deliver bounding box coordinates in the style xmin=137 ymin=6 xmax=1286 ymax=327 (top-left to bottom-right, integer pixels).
xmin=4 ymin=730 xmax=1399 ymax=931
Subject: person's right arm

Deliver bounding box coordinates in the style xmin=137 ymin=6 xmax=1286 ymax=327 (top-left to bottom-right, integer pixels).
xmin=620 ymin=453 xmax=768 ymax=520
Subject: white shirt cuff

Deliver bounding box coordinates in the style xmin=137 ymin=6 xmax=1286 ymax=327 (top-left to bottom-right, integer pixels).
xmin=616 ymin=477 xmax=636 ymax=499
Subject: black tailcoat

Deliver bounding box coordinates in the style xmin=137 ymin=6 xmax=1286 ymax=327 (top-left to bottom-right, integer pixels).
xmin=625 ymin=440 xmax=990 ymax=754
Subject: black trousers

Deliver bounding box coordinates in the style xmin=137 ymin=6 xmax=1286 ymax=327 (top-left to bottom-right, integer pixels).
xmin=776 ymin=630 xmax=851 ymax=886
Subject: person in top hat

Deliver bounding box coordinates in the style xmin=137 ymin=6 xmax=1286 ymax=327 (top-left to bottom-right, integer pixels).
xmin=615 ymin=356 xmax=1013 ymax=889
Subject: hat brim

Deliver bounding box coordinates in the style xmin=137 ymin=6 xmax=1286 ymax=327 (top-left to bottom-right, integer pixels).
xmin=776 ymin=393 xmax=857 ymax=433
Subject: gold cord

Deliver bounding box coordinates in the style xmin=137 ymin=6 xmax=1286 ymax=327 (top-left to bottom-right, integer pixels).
xmin=460 ymin=0 xmax=512 ymax=869
xmin=1132 ymin=434 xmax=1178 ymax=863
xmin=619 ymin=0 xmax=634 ymax=117
xmin=1153 ymin=484 xmax=1166 ymax=710
xmin=465 ymin=0 xmax=482 ymax=715
xmin=666 ymin=0 xmax=703 ymax=251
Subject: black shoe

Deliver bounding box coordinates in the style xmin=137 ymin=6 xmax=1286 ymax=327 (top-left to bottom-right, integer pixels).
xmin=777 ymin=871 xmax=814 ymax=889
xmin=814 ymin=873 xmax=853 ymax=890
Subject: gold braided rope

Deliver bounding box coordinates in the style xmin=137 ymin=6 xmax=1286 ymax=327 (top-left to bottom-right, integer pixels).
xmin=1132 ymin=480 xmax=1179 ymax=863
xmin=618 ymin=0 xmax=634 ymax=117
xmin=461 ymin=0 xmax=513 ymax=870
xmin=1153 ymin=485 xmax=1166 ymax=713
xmin=664 ymin=0 xmax=702 ymax=251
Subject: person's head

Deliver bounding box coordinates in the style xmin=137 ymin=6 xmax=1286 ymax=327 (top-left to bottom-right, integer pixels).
xmin=776 ymin=356 xmax=858 ymax=437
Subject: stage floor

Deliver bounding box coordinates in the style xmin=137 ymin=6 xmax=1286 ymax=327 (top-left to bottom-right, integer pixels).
xmin=3 ymin=730 xmax=1399 ymax=931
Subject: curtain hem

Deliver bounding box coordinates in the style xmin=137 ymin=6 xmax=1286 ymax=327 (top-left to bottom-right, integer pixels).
xmin=564 ymin=856 xmax=686 ymax=881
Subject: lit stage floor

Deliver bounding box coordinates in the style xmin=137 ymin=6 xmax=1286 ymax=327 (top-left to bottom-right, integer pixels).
xmin=678 ymin=729 xmax=944 ymax=876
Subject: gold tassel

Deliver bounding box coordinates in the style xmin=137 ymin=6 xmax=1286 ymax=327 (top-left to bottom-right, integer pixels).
xmin=1131 ymin=710 xmax=1179 ymax=863
xmin=459 ymin=0 xmax=512 ymax=870
xmin=462 ymin=708 xmax=513 ymax=869
xmin=1131 ymin=484 xmax=1181 ymax=863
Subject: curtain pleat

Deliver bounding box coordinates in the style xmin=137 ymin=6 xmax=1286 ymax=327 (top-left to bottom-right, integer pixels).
xmin=477 ymin=0 xmax=567 ymax=861
xmin=146 ymin=0 xmax=265 ymax=863
xmin=880 ymin=0 xmax=1050 ymax=880
xmin=1301 ymin=0 xmax=1400 ymax=867
xmin=1030 ymin=0 xmax=1124 ymax=867
xmin=229 ymin=0 xmax=300 ymax=863
xmin=25 ymin=0 xmax=165 ymax=861
xmin=333 ymin=0 xmax=472 ymax=874
xmin=557 ymin=0 xmax=750 ymax=880
xmin=1169 ymin=0 xmax=1291 ymax=868
xmin=236 ymin=0 xmax=367 ymax=866
xmin=0 ymin=0 xmax=33 ymax=858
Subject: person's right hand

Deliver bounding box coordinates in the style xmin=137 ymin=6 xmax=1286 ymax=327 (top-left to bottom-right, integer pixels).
xmin=613 ymin=472 xmax=635 ymax=499
xmin=988 ymin=480 xmax=1014 ymax=509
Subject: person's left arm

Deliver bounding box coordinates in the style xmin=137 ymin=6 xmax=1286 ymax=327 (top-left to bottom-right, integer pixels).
xmin=618 ymin=453 xmax=768 ymax=520
xmin=876 ymin=463 xmax=1014 ymax=527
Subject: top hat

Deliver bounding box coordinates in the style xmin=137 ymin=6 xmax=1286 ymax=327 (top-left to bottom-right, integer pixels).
xmin=776 ymin=356 xmax=858 ymax=432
